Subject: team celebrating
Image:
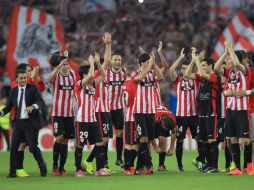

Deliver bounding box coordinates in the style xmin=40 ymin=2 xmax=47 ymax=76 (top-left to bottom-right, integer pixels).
xmin=1 ymin=33 xmax=254 ymax=177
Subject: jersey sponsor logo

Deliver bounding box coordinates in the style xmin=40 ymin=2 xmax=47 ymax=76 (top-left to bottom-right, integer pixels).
xmin=180 ymin=80 xmax=194 ymax=91
xmin=109 ymin=81 xmax=124 ymax=86
xmin=141 ymin=81 xmax=154 ymax=87
xmin=59 ymin=85 xmax=74 ymax=90
xmin=199 ymin=93 xmax=210 ymax=100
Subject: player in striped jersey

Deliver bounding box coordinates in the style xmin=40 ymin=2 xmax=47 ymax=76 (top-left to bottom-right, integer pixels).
xmin=74 ymin=54 xmax=110 ymax=177
xmin=214 ymin=60 xmax=233 ymax=172
xmin=140 ymin=42 xmax=172 ymax=171
xmin=169 ymin=48 xmax=201 ymax=172
xmin=140 ymin=41 xmax=168 ymax=107
xmin=122 ymin=65 xmax=138 ymax=175
xmin=131 ymin=52 xmax=164 ymax=174
xmin=84 ymin=33 xmax=113 ymax=174
xmin=107 ymin=51 xmax=126 ymax=167
xmin=233 ymin=53 xmax=254 ymax=174
xmin=214 ymin=40 xmax=253 ymax=175
xmin=48 ymin=51 xmax=76 ymax=176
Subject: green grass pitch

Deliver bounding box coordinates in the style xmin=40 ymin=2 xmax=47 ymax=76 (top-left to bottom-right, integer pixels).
xmin=0 ymin=151 xmax=253 ymax=190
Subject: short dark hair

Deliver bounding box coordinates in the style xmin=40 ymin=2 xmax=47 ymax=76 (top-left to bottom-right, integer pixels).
xmin=16 ymin=63 xmax=30 ymax=71
xmin=138 ymin=53 xmax=150 ymax=65
xmin=78 ymin=65 xmax=90 ymax=78
xmin=50 ymin=51 xmax=67 ymax=67
xmin=112 ymin=50 xmax=123 ymax=57
xmin=247 ymin=51 xmax=254 ymax=70
xmin=182 ymin=57 xmax=191 ymax=66
xmin=94 ymin=58 xmax=104 ymax=71
xmin=234 ymin=50 xmax=247 ymax=63
xmin=15 ymin=68 xmax=26 ymax=78
xmin=202 ymin=57 xmax=215 ymax=66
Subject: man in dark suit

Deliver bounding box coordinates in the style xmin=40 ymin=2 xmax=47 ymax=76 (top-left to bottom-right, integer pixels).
xmin=0 ymin=68 xmax=47 ymax=177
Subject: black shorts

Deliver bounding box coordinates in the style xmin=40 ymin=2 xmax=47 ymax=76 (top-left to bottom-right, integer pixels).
xmin=96 ymin=112 xmax=113 ymax=138
xmin=110 ymin=109 xmax=124 ymax=130
xmin=75 ymin=122 xmax=103 ymax=147
xmin=225 ymin=110 xmax=250 ymax=138
xmin=176 ymin=116 xmax=198 ymax=141
xmin=155 ymin=121 xmax=171 ymax=138
xmin=125 ymin=121 xmax=138 ymax=145
xmin=198 ymin=116 xmax=217 ymax=141
xmin=135 ymin=113 xmax=155 ymax=141
xmin=52 ymin=116 xmax=75 ymax=139
xmin=217 ymin=118 xmax=225 ymax=143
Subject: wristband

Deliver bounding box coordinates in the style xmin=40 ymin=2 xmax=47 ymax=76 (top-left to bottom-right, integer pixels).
xmin=246 ymin=90 xmax=251 ymax=96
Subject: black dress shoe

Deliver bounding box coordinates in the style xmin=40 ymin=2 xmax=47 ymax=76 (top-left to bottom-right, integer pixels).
xmin=7 ymin=173 xmax=17 ymax=178
xmin=39 ymin=162 xmax=47 ymax=177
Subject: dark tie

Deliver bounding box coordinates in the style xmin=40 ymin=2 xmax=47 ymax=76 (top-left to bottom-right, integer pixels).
xmin=16 ymin=88 xmax=24 ymax=120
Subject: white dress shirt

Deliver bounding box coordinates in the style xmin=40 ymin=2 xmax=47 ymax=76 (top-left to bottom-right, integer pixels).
xmin=18 ymin=86 xmax=28 ymax=119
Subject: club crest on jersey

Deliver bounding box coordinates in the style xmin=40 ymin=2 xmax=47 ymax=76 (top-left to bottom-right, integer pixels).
xmin=59 ymin=85 xmax=74 ymax=90
xmin=86 ymin=87 xmax=95 ymax=95
xmin=181 ymin=80 xmax=194 ymax=91
xmin=109 ymin=81 xmax=124 ymax=86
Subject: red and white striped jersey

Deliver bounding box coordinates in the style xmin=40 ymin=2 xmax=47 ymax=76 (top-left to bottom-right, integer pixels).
xmin=94 ymin=71 xmax=110 ymax=113
xmin=51 ymin=70 xmax=76 ymax=117
xmin=224 ymin=68 xmax=251 ymax=111
xmin=75 ymin=80 xmax=96 ymax=122
xmin=131 ymin=70 xmax=157 ymax=114
xmin=154 ymin=81 xmax=163 ymax=106
xmin=174 ymin=76 xmax=198 ymax=117
xmin=107 ymin=68 xmax=126 ymax=110
xmin=123 ymin=78 xmax=137 ymax=122
xmin=249 ymin=70 xmax=254 ymax=113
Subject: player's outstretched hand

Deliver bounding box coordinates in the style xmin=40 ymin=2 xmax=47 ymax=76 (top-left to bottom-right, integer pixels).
xmin=167 ymin=148 xmax=174 ymax=156
xmin=88 ymin=54 xmax=95 ymax=65
xmin=103 ymin=32 xmax=111 ymax=44
xmin=158 ymin=41 xmax=163 ymax=53
xmin=180 ymin=48 xmax=185 ymax=59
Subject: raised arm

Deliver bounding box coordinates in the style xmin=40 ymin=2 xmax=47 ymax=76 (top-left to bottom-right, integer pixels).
xmin=225 ymin=40 xmax=246 ymax=73
xmin=102 ymin=32 xmax=112 ymax=71
xmin=153 ymin=62 xmax=164 ymax=81
xmin=157 ymin=41 xmax=169 ymax=76
xmin=169 ymin=48 xmax=185 ymax=81
xmin=195 ymin=51 xmax=210 ymax=80
xmin=214 ymin=46 xmax=228 ymax=74
xmin=94 ymin=52 xmax=106 ymax=87
xmin=184 ymin=47 xmax=197 ymax=80
xmin=48 ymin=60 xmax=65 ymax=83
xmin=82 ymin=55 xmax=95 ymax=87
